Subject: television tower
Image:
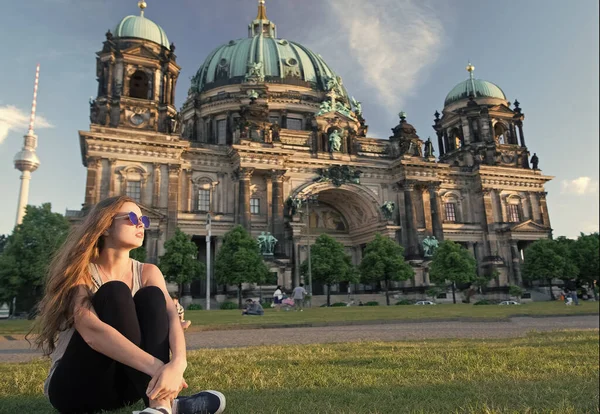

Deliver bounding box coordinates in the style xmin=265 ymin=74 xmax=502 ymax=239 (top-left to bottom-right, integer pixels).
xmin=14 ymin=64 xmax=41 ymax=226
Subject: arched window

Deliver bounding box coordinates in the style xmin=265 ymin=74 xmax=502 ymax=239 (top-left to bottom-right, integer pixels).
xmin=494 ymin=122 xmax=507 ymax=145
xmin=505 ymin=195 xmax=523 ymax=223
xmin=129 ymin=70 xmax=150 ymax=99
xmin=450 ymin=128 xmax=462 ymax=150
xmin=441 ymin=192 xmax=462 ymax=223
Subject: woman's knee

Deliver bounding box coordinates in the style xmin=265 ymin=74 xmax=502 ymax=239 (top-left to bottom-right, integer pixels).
xmin=134 ymin=286 xmax=166 ymax=308
xmin=93 ymin=281 xmax=134 ymax=312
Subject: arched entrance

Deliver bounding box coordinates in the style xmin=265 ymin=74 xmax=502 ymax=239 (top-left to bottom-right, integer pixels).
xmin=290 ymin=182 xmax=398 ymax=294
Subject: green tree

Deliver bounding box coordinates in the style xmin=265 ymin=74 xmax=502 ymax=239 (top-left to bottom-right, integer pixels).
xmin=0 ymin=235 xmax=7 ymax=254
xmin=158 ymin=228 xmax=205 ymax=297
xmin=0 ymin=204 xmax=70 ymax=313
xmin=429 ymin=240 xmax=477 ymax=304
xmin=359 ymin=234 xmax=414 ymax=305
xmin=215 ymin=226 xmax=270 ymax=309
xmin=300 ymin=234 xmax=358 ymax=307
xmin=571 ymin=233 xmax=599 ymax=285
xmin=130 ymin=246 xmax=147 ymax=262
xmin=522 ymin=238 xmax=578 ymax=300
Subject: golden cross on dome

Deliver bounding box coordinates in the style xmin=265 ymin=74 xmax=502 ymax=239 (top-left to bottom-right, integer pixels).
xmin=257 ymin=0 xmax=268 ymax=20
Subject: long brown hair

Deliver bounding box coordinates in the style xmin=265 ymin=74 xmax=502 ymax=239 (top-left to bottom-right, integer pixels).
xmin=31 ymin=196 xmax=136 ymax=355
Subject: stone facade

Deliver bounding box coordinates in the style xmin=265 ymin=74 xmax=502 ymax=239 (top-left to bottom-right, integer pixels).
xmin=69 ymin=3 xmax=553 ymax=299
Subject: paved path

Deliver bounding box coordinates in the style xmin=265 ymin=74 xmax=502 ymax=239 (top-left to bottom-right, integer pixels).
xmin=1 ymin=315 xmax=597 ymax=363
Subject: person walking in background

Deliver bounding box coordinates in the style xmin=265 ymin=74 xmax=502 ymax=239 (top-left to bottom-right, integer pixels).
xmin=292 ymin=283 xmax=307 ymax=311
xmin=273 ymin=285 xmax=283 ymax=311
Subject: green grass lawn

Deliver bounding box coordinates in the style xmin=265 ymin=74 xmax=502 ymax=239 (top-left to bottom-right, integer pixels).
xmin=1 ymin=301 xmax=598 ymax=336
xmin=0 ymin=330 xmax=598 ymax=413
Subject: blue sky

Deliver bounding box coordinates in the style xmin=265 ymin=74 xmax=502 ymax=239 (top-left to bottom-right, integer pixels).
xmin=0 ymin=0 xmax=598 ymax=238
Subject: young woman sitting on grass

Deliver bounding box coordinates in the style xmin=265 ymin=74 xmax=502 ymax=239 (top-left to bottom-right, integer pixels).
xmin=30 ymin=196 xmax=225 ymax=414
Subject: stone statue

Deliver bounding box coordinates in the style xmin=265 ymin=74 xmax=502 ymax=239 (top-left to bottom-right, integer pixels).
xmin=329 ymin=129 xmax=343 ymax=152
xmin=424 ymin=138 xmax=435 ymax=158
xmin=245 ymin=62 xmax=264 ymax=81
xmin=422 ymin=236 xmax=440 ymax=258
xmin=286 ymin=196 xmax=304 ymax=216
xmin=266 ymin=232 xmax=278 ymax=254
xmin=247 ymin=89 xmax=259 ymax=102
xmin=381 ymin=201 xmax=396 ymax=221
xmin=270 ymin=122 xmax=281 ymax=141
xmin=257 ymin=232 xmax=268 ymax=254
xmin=531 ymin=153 xmax=539 ymax=170
xmin=317 ymin=100 xmax=332 ymax=116
xmin=351 ymin=96 xmax=362 ymax=116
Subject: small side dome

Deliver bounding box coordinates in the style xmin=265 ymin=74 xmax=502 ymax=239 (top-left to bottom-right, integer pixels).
xmin=444 ymin=63 xmax=506 ymax=107
xmin=114 ymin=3 xmax=170 ymax=49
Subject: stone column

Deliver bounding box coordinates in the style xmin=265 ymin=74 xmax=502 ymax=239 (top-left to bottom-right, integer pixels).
xmin=94 ymin=159 xmax=103 ymax=204
xmin=529 ymin=192 xmax=540 ymax=223
xmin=481 ymin=189 xmax=495 ymax=257
xmin=217 ymin=172 xmax=226 ymax=213
xmin=538 ymin=192 xmax=551 ymax=227
xmin=401 ymin=181 xmax=420 ymax=259
xmin=84 ymin=157 xmax=101 ymax=207
xmin=186 ymin=171 xmax=194 ymax=212
xmin=271 ymin=170 xmax=286 ymax=254
xmin=152 ymin=163 xmax=161 ymax=208
xmin=422 ymin=187 xmax=432 ymax=233
xmin=165 ymin=74 xmax=172 ymax=106
xmin=510 ymin=240 xmax=523 ymax=285
xmin=238 ymin=168 xmax=254 ymax=230
xmin=109 ymin=159 xmax=117 ymax=197
xmin=170 ymin=75 xmax=177 ymax=105
xmin=428 ymin=183 xmax=444 ymax=241
xmin=293 ymin=239 xmax=301 ymax=286
xmin=167 ymin=164 xmax=181 ymax=239
xmin=436 ymin=132 xmax=444 ymax=156
xmin=517 ymin=121 xmax=526 ymax=147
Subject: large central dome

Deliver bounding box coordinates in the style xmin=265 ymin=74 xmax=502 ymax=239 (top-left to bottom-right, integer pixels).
xmin=190 ymin=1 xmax=348 ymax=100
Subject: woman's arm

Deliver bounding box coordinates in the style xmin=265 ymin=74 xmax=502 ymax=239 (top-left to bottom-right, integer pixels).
xmin=142 ymin=264 xmax=187 ymax=369
xmin=73 ymin=286 xmax=163 ymax=377
xmin=142 ymin=264 xmax=188 ymax=401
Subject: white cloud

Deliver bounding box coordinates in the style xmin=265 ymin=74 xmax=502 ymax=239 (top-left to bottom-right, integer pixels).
xmin=0 ymin=105 xmax=53 ymax=145
xmin=324 ymin=0 xmax=444 ymax=111
xmin=561 ymin=177 xmax=599 ymax=195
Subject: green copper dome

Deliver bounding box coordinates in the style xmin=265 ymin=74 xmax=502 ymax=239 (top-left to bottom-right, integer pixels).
xmin=114 ymin=15 xmax=170 ymax=49
xmin=444 ymin=64 xmax=506 ymax=106
xmin=190 ymin=1 xmax=348 ymax=99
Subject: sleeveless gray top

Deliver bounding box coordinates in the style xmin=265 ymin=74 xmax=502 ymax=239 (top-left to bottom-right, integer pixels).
xmin=43 ymin=259 xmax=144 ymax=398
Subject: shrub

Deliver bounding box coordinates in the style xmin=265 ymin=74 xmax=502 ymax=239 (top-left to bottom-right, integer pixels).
xmin=365 ymin=301 xmax=379 ymax=306
xmin=220 ymin=301 xmax=238 ymax=310
xmin=395 ymin=300 xmax=412 ymax=305
xmin=187 ymin=304 xmax=203 ymax=311
xmin=331 ymin=302 xmax=347 ymax=307
xmin=473 ymin=299 xmax=493 ymax=305
xmin=508 ymin=285 xmax=524 ymax=298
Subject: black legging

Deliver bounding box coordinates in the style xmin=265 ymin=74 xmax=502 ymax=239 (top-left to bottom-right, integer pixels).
xmin=48 ymin=281 xmax=170 ymax=414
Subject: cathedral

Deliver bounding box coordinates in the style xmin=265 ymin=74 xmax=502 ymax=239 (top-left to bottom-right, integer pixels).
xmin=72 ymin=0 xmax=554 ymax=299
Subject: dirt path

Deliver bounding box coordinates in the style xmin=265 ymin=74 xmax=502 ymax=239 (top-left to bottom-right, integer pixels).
xmin=1 ymin=315 xmax=597 ymax=363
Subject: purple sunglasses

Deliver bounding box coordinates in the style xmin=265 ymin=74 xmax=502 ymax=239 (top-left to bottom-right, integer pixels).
xmin=114 ymin=212 xmax=150 ymax=229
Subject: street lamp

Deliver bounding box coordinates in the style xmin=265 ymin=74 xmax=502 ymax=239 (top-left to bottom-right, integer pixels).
xmin=303 ymin=194 xmax=319 ymax=298
xmin=206 ymin=213 xmax=212 ymax=310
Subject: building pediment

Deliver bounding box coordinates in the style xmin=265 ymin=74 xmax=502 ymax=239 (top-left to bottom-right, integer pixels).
xmin=506 ymin=219 xmax=549 ymax=233
xmin=139 ymin=204 xmax=166 ymax=221
xmin=488 ymin=104 xmax=515 ymax=116
xmin=121 ymin=45 xmax=161 ymax=60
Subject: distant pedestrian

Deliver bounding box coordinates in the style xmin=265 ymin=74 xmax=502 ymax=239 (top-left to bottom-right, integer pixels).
xmin=292 ymin=283 xmax=307 ymax=311
xmin=242 ymin=299 xmax=264 ymax=316
xmin=273 ymin=285 xmax=283 ymax=311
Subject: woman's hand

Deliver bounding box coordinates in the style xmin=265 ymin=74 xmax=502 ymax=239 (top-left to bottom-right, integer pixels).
xmin=146 ymin=361 xmax=187 ymax=402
